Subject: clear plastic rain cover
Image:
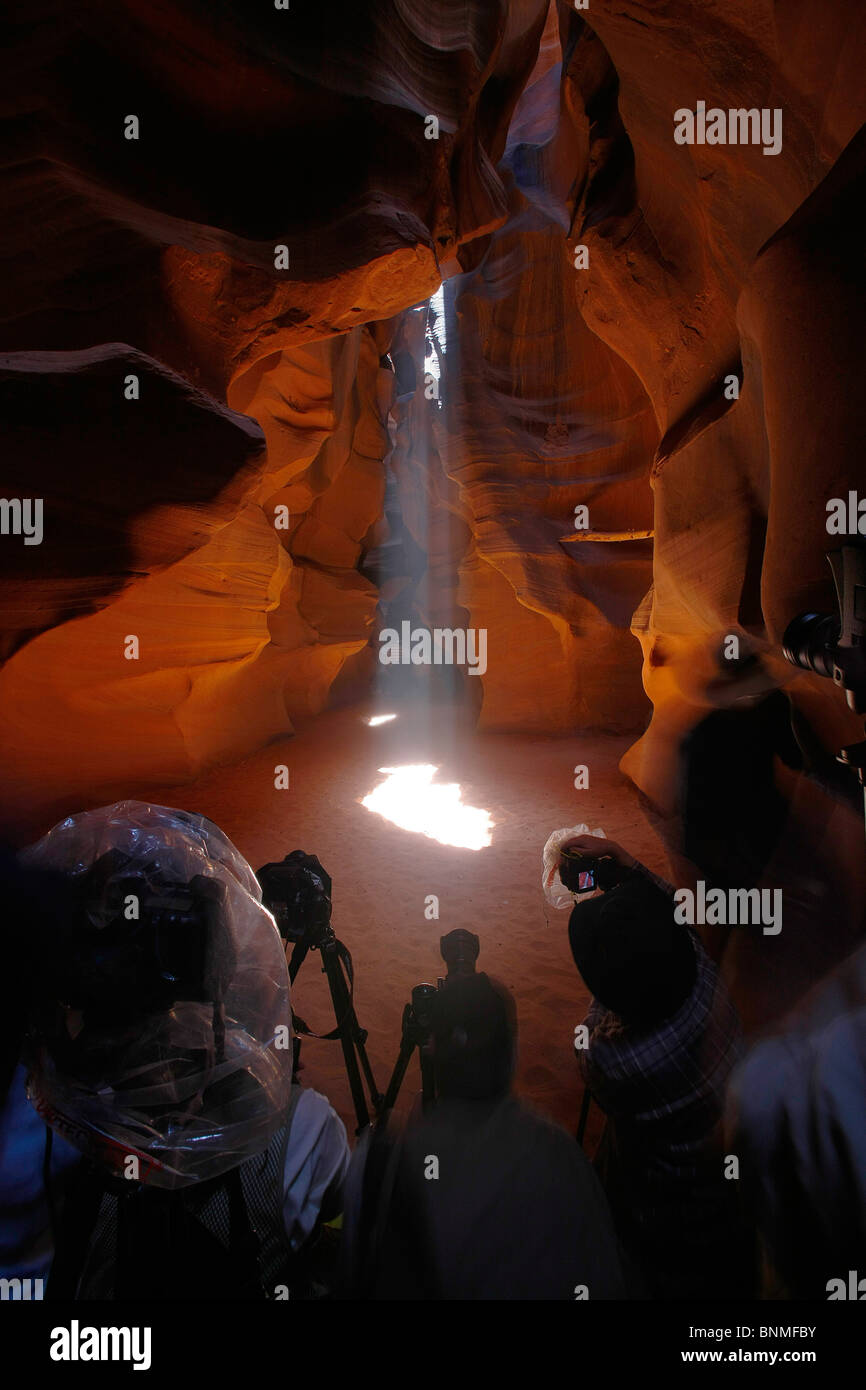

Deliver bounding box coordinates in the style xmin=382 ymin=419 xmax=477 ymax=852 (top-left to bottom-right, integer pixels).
xmin=21 ymin=801 xmax=292 ymax=1189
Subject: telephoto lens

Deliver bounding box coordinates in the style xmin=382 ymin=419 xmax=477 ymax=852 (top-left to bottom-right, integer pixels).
xmin=782 ymin=611 xmax=839 ymax=678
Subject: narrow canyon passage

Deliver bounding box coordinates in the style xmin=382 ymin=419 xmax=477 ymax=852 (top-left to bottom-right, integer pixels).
xmin=144 ymin=706 xmax=668 ymax=1137
xmin=2 ymin=0 xmax=866 ymax=1333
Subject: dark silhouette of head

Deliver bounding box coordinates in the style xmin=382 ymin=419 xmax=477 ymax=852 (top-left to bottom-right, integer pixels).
xmin=569 ymin=875 xmax=696 ymax=1026
xmin=432 ymin=972 xmax=516 ymax=1101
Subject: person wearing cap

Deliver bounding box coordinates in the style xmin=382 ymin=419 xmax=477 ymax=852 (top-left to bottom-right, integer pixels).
xmin=564 ymin=835 xmax=751 ymax=1299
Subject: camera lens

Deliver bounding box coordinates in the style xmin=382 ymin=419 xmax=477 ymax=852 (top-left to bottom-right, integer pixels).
xmin=782 ymin=612 xmax=839 ymax=678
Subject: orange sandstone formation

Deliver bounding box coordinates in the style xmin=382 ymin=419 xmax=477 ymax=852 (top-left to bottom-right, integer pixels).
xmin=1 ymin=0 xmax=865 ymax=845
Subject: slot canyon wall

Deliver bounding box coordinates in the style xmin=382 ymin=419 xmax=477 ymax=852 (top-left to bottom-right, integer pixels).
xmin=2 ymin=0 xmax=866 ymax=840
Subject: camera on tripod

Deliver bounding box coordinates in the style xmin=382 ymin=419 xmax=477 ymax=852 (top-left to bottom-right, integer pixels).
xmin=782 ymin=545 xmax=866 ymax=714
xmin=782 ymin=542 xmax=866 ymax=817
xmin=255 ymin=851 xmax=383 ymax=1132
xmin=256 ymin=851 xmax=333 ymax=948
xmin=381 ymin=929 xmax=482 ymax=1113
xmin=254 ymin=851 xmax=488 ymax=1127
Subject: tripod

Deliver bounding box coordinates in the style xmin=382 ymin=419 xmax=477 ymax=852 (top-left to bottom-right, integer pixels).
xmin=286 ymin=925 xmax=383 ymax=1133
xmin=381 ymin=984 xmax=438 ymax=1113
xmin=257 ymin=852 xmax=383 ymax=1133
xmin=380 ymin=930 xmax=482 ymax=1114
xmin=783 ymin=544 xmax=866 ymax=843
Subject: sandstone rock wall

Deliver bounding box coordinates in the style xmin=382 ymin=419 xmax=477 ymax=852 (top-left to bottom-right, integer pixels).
xmin=555 ymin=1 xmax=866 ymax=803
xmin=2 ymin=0 xmax=865 ymax=833
xmin=0 ymin=0 xmax=550 ymax=833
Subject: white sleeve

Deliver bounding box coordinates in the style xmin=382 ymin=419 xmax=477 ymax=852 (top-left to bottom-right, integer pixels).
xmin=281 ymin=1087 xmax=351 ymax=1252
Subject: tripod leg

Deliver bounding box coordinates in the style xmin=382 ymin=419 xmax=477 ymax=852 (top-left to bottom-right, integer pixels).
xmin=323 ymin=939 xmax=385 ymax=1115
xmin=322 ymin=946 xmax=370 ymax=1131
xmin=382 ymin=1012 xmax=417 ymax=1113
xmin=338 ymin=977 xmax=383 ymax=1108
xmin=287 ymin=940 xmax=309 ymax=986
xmin=356 ymin=1035 xmax=383 ymax=1109
xmin=419 ymin=1046 xmax=436 ymax=1111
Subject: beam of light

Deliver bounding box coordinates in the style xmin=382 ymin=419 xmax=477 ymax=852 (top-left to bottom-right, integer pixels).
xmin=429 ymin=284 xmax=446 ymax=353
xmin=361 ymin=764 xmax=493 ymax=850
xmin=423 ymin=284 xmax=446 ymax=399
xmin=366 ymin=713 xmax=397 ymax=726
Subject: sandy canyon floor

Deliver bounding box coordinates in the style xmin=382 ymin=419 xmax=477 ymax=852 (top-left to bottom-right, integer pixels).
xmin=145 ymin=703 xmax=668 ymax=1142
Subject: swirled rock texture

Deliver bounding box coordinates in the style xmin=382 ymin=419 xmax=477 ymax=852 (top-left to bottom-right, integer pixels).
xmin=0 ymin=0 xmax=550 ymax=829
xmin=2 ymin=0 xmax=866 ymax=844
xmin=556 ymin=1 xmax=866 ymax=804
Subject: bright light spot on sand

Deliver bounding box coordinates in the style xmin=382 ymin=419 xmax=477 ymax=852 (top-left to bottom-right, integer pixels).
xmin=366 ymin=713 xmax=397 ymax=726
xmin=361 ymin=765 xmax=493 ymax=850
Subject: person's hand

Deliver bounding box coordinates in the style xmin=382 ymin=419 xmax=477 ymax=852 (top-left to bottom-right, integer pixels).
xmin=559 ymin=834 xmax=639 ymax=873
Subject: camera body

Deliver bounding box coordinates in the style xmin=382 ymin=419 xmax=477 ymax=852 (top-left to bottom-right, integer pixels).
xmin=256 ymin=852 xmax=333 ymax=947
xmin=559 ymin=847 xmax=628 ymax=895
xmin=53 ymin=851 xmax=232 ymax=1021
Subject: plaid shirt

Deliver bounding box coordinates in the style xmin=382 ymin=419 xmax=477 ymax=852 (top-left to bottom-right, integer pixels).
xmin=580 ymin=929 xmax=743 ymax=1192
